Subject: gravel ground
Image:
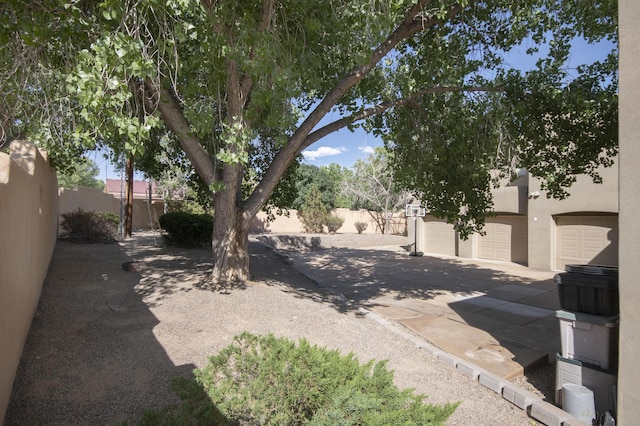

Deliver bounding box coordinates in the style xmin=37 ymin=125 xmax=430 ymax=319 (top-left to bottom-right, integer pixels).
xmin=6 ymin=232 xmax=542 ymax=425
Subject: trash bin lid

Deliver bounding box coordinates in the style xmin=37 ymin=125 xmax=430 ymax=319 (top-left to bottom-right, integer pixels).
xmin=565 ymin=264 xmax=618 ymax=276
xmin=555 ymin=309 xmax=619 ymax=325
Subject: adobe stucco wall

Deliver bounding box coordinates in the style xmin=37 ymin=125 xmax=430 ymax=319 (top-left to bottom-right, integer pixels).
xmin=618 ymin=0 xmax=640 ymax=422
xmin=58 ymin=189 xmax=400 ymax=236
xmin=59 ymin=186 xmax=119 ymax=215
xmin=250 ymin=208 xmax=404 ymax=235
xmin=0 ymin=141 xmax=59 ymax=423
xmin=59 ymin=186 xmax=163 ymax=231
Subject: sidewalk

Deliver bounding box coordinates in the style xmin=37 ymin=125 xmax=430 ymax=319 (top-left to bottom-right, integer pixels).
xmin=257 ymin=234 xmax=560 ymax=380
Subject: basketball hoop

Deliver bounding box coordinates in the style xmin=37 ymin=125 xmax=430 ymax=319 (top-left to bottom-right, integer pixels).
xmin=406 ymin=204 xmax=425 ymax=256
xmin=406 ymin=204 xmax=426 ymax=218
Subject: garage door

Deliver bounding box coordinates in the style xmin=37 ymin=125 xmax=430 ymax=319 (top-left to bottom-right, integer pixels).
xmin=478 ymin=216 xmax=528 ymax=264
xmin=556 ymin=215 xmax=618 ymax=270
xmin=424 ymin=216 xmax=457 ymax=256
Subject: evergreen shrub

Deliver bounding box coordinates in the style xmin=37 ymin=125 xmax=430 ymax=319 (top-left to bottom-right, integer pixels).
xmin=325 ymin=214 xmax=344 ymax=233
xmin=298 ymin=186 xmax=328 ymax=233
xmin=159 ymin=212 xmax=213 ymax=247
xmin=138 ymin=333 xmax=458 ymax=425
xmin=98 ymin=211 xmax=120 ymax=227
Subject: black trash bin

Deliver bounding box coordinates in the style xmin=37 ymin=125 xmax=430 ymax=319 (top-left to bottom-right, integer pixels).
xmin=554 ymin=265 xmax=619 ymax=316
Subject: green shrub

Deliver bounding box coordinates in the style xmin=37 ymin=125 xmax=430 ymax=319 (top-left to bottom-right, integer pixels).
xmin=59 ymin=208 xmax=117 ymax=243
xmin=139 ymin=333 xmax=458 ymax=425
xmin=354 ymin=221 xmax=368 ymax=234
xmin=325 ymin=214 xmax=344 ymax=234
xmin=165 ymin=199 xmax=208 ymax=215
xmin=98 ymin=211 xmax=120 ymax=227
xmin=298 ymin=186 xmax=328 ymax=233
xmin=159 ymin=212 xmax=213 ymax=247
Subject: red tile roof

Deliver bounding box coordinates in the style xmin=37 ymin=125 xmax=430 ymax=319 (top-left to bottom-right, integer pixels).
xmin=105 ymin=179 xmax=161 ymax=199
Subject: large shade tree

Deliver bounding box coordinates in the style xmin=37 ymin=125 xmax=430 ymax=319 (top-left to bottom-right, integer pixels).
xmin=1 ymin=0 xmax=617 ymax=283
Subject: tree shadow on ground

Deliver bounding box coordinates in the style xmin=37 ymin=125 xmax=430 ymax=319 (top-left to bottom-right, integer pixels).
xmin=5 ymin=239 xmax=229 ymax=425
xmin=251 ymin=236 xmax=559 ymax=399
xmin=249 ymin=241 xmax=363 ymax=314
xmin=256 ymin=240 xmax=556 ymax=312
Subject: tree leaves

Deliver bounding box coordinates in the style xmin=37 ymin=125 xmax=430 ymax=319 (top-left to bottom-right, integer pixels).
xmin=501 ymin=62 xmax=618 ymax=199
xmin=1 ymin=0 xmax=618 ymax=246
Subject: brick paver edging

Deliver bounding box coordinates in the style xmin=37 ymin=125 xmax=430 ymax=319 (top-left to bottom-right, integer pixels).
xmin=361 ymin=308 xmax=589 ymax=426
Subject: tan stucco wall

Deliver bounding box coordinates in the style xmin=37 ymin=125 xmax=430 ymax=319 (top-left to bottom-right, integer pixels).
xmin=59 ymin=186 xmax=164 ymax=232
xmin=491 ymin=171 xmax=529 ymax=216
xmin=527 ymin=163 xmax=619 ymax=271
xmin=491 ymin=185 xmax=528 ymax=215
xmin=618 ymin=0 xmax=639 ymax=422
xmin=59 ymin=190 xmax=398 ymax=236
xmin=59 ymin=186 xmax=119 ymax=215
xmin=0 ymin=141 xmax=59 ymax=423
xmin=250 ymin=208 xmax=403 ymax=235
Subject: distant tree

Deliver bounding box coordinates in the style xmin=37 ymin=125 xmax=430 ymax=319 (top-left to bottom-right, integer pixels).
xmin=342 ymin=148 xmax=412 ymax=234
xmin=135 ymin=132 xmax=211 ymax=214
xmin=323 ymin=163 xmax=353 ymax=208
xmin=297 ymin=186 xmax=328 ymax=233
xmin=293 ymin=163 xmax=351 ymax=210
xmin=57 ymin=157 xmax=104 ymax=190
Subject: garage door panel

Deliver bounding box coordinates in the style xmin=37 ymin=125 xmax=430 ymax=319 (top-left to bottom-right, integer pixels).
xmin=424 ymin=217 xmax=456 ymax=256
xmin=555 ymin=215 xmax=618 ymax=270
xmin=478 ymin=216 xmax=528 ymax=264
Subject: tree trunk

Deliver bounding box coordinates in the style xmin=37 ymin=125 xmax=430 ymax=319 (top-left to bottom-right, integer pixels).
xmin=146 ymin=1 xmax=458 ymax=285
xmin=211 ymin=202 xmax=251 ymax=284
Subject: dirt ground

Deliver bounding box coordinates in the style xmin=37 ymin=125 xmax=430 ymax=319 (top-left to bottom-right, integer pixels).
xmin=6 ymin=233 xmax=540 ymax=425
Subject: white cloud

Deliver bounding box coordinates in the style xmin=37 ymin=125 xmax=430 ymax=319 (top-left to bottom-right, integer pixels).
xmin=358 ymin=146 xmax=375 ymax=154
xmin=302 ymin=146 xmax=346 ymax=160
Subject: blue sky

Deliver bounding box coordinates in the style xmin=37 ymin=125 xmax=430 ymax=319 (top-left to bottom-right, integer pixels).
xmin=92 ymin=36 xmax=615 ymax=180
xmin=300 ymin=36 xmax=616 ymax=169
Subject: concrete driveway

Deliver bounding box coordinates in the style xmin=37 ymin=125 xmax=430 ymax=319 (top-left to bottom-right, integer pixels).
xmin=257 ymin=234 xmax=560 ymax=380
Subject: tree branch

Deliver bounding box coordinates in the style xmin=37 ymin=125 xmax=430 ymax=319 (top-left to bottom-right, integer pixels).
xmin=144 ymin=79 xmax=217 ymax=187
xmin=302 ymin=85 xmax=502 ymax=150
xmin=245 ymin=1 xmax=464 ymax=217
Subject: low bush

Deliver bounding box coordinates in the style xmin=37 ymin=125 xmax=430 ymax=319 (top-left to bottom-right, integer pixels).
xmin=354 ymin=221 xmax=368 ymax=234
xmin=325 ymin=214 xmax=344 ymax=234
xmin=98 ymin=211 xmax=120 ymax=227
xmin=159 ymin=212 xmax=213 ymax=247
xmin=136 ymin=333 xmax=458 ymax=425
xmin=59 ymin=208 xmax=117 ymax=243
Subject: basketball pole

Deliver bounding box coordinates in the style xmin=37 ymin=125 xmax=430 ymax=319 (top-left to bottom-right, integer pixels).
xmin=409 ymin=215 xmax=423 ymax=257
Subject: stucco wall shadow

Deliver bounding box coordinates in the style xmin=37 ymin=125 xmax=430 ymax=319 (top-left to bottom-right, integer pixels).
xmin=4 ymin=240 xmax=205 ymax=424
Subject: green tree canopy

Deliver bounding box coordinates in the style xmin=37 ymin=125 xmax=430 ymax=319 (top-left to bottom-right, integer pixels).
xmin=293 ymin=163 xmax=351 ymax=211
xmin=57 ymin=157 xmax=105 ymax=190
xmin=0 ymin=0 xmax=618 ymax=283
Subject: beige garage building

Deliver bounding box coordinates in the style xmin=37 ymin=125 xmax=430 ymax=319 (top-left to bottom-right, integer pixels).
xmin=423 ymin=216 xmax=457 ymax=256
xmin=415 ymin=162 xmax=618 ymax=271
